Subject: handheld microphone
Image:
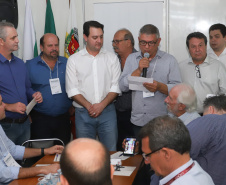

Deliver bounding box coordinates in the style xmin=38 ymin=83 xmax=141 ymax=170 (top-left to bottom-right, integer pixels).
xmin=142 ymin=52 xmax=150 ymax=78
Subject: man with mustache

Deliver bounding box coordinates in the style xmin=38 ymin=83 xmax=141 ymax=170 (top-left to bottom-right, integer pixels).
xmin=26 ymin=33 xmax=72 ymax=145
xmin=66 ymin=21 xmax=121 ymax=151
xmin=112 ymin=29 xmax=137 ymax=150
xmin=0 ymin=22 xmax=42 ymax=145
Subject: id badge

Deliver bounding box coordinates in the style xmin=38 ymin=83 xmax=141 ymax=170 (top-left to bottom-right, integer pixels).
xmin=49 ymin=78 xmax=62 ymax=95
xmin=3 ymin=153 xmax=21 ymax=167
xmin=143 ymin=91 xmax=154 ymax=98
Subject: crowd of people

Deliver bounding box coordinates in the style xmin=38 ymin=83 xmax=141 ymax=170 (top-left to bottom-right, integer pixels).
xmin=0 ymin=20 xmax=226 ymax=185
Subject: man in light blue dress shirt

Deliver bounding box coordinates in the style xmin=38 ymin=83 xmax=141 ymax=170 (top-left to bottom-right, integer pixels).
xmin=164 ymin=83 xmax=200 ymax=125
xmin=0 ymin=95 xmax=63 ymax=184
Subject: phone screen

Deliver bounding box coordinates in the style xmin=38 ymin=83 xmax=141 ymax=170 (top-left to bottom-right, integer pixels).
xmin=124 ymin=138 xmax=136 ymax=155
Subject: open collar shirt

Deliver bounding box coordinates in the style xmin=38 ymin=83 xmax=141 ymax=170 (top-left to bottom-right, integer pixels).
xmin=178 ymin=111 xmax=200 ymax=125
xmin=179 ymin=56 xmax=226 ymax=113
xmin=66 ymin=48 xmax=121 ymax=108
xmin=26 ymin=55 xmax=72 ymax=116
xmin=0 ymin=125 xmax=25 ymax=183
xmin=208 ymin=47 xmax=226 ymax=67
xmin=119 ymin=49 xmax=181 ymax=126
xmin=0 ymin=53 xmax=35 ymax=119
xmin=160 ymin=159 xmax=214 ymax=185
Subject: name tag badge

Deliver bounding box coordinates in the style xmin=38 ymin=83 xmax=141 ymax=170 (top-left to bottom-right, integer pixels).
xmin=49 ymin=78 xmax=62 ymax=95
xmin=3 ymin=153 xmax=21 ymax=167
xmin=143 ymin=91 xmax=155 ymax=98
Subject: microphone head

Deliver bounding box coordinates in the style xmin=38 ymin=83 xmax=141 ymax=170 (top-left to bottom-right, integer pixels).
xmin=144 ymin=52 xmax=150 ymax=58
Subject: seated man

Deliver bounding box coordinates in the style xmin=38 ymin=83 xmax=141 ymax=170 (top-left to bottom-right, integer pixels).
xmin=60 ymin=138 xmax=114 ymax=185
xmin=140 ymin=115 xmax=214 ymax=185
xmin=0 ymin=95 xmax=64 ymax=184
xmin=203 ymin=94 xmax=226 ymax=115
xmin=165 ymin=83 xmax=200 ymax=125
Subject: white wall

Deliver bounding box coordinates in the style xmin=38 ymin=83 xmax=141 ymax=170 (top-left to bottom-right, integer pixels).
xmin=16 ymin=0 xmax=226 ymax=62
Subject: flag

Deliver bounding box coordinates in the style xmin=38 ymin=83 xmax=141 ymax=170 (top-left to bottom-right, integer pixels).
xmin=64 ymin=0 xmax=79 ymax=58
xmin=23 ymin=0 xmax=38 ymax=62
xmin=44 ymin=0 xmax=56 ymax=34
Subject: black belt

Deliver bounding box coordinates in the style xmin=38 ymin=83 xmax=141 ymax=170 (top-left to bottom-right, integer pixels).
xmin=0 ymin=116 xmax=28 ymax=124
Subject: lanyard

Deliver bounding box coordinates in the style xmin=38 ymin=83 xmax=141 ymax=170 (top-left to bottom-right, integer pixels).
xmin=150 ymin=57 xmax=158 ymax=79
xmin=164 ymin=162 xmax=195 ymax=185
xmin=41 ymin=58 xmax=59 ymax=79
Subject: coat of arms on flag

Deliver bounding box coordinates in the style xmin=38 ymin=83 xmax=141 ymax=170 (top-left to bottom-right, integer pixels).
xmin=65 ymin=27 xmax=79 ymax=56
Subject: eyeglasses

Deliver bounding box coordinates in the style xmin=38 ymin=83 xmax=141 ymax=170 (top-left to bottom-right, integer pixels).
xmin=195 ymin=65 xmax=201 ymax=78
xmin=142 ymin=147 xmax=162 ymax=161
xmin=139 ymin=40 xmax=158 ymax=46
xmin=112 ymin=39 xmax=128 ymax=45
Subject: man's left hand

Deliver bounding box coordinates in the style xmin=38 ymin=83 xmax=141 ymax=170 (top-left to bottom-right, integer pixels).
xmin=45 ymin=145 xmax=64 ymax=155
xmin=88 ymin=103 xmax=105 ymax=118
xmin=32 ymin=92 xmax=43 ymax=103
xmin=143 ymin=80 xmax=159 ymax=92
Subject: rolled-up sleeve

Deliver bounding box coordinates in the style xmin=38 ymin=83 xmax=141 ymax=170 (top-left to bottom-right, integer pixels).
xmin=65 ymin=55 xmax=81 ymax=98
xmin=109 ymin=54 xmax=121 ymax=94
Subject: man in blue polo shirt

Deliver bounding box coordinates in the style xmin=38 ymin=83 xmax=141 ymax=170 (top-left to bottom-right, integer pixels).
xmin=26 ymin=33 xmax=72 ymax=145
xmin=0 ymin=22 xmax=42 ymax=145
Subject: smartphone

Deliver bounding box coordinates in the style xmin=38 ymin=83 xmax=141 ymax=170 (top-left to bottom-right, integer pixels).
xmin=123 ymin=138 xmax=136 ymax=156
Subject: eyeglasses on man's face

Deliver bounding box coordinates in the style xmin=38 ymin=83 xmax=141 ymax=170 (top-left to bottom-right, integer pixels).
xmin=195 ymin=65 xmax=201 ymax=78
xmin=142 ymin=147 xmax=163 ymax=161
xmin=112 ymin=39 xmax=128 ymax=45
xmin=139 ymin=39 xmax=158 ymax=46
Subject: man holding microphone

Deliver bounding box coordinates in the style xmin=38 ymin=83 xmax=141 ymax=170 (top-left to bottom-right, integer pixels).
xmin=119 ymin=24 xmax=181 ymax=136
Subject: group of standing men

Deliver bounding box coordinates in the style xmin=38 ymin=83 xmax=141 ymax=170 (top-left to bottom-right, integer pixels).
xmin=0 ymin=20 xmax=226 ymax=154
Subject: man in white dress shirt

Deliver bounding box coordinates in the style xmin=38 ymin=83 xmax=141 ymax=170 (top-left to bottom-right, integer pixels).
xmin=66 ymin=21 xmax=121 ymax=151
xmin=179 ymin=32 xmax=226 ymax=113
xmin=140 ymin=115 xmax=214 ymax=185
xmin=208 ymin=23 xmax=226 ymax=67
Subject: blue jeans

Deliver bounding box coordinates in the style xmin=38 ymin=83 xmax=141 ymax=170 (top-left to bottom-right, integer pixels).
xmin=75 ymin=103 xmax=118 ymax=151
xmin=1 ymin=119 xmax=30 ymax=145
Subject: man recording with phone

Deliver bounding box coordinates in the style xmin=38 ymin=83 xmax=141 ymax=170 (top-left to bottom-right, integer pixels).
xmin=119 ymin=24 xmax=181 ymax=136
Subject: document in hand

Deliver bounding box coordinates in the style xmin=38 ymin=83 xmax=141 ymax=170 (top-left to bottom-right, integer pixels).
xmin=128 ymin=76 xmax=153 ymax=92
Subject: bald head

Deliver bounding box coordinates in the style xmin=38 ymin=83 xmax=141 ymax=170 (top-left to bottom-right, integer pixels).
xmin=112 ymin=28 xmax=134 ymax=56
xmin=60 ymin=138 xmax=112 ymax=185
xmin=67 ymin=138 xmax=106 ymax=173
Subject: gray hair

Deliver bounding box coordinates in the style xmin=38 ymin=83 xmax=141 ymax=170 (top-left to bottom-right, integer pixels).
xmin=139 ymin=24 xmax=160 ymax=39
xmin=139 ymin=115 xmax=191 ymax=155
xmin=0 ymin=22 xmax=14 ymax=41
xmin=176 ymin=83 xmax=197 ymax=112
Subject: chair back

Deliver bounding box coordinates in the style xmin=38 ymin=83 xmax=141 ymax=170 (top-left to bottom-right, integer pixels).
xmin=22 ymin=138 xmax=64 ymax=148
xmin=21 ymin=138 xmax=64 ymax=167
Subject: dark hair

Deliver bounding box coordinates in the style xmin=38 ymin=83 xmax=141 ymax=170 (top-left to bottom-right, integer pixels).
xmin=40 ymin=34 xmax=59 ymax=46
xmin=139 ymin=115 xmax=191 ymax=155
xmin=139 ymin=24 xmax=160 ymax=39
xmin=83 ymin=20 xmax=104 ymax=37
xmin=209 ymin=23 xmax=226 ymax=37
xmin=60 ymin=142 xmax=112 ymax=185
xmin=186 ymin=32 xmax=207 ymax=48
xmin=203 ymin=94 xmax=226 ymax=112
xmin=0 ymin=22 xmax=15 ymax=41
